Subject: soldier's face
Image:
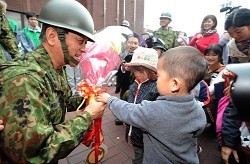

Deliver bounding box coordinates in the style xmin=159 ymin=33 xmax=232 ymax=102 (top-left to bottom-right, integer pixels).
xmin=160 ymin=18 xmax=171 ymax=28
xmin=65 ymin=32 xmax=88 ymax=67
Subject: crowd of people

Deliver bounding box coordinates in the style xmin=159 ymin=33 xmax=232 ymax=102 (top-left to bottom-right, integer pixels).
xmin=1 ymin=0 xmax=250 ymax=163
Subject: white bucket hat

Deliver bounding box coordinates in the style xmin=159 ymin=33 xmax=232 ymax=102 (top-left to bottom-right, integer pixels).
xmin=125 ymin=47 xmax=158 ymax=72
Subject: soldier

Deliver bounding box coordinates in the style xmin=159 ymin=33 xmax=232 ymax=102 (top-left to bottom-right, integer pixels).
xmin=153 ymin=11 xmax=178 ymax=50
xmin=121 ymin=20 xmax=130 ymax=28
xmin=0 ymin=0 xmax=106 ymax=163
xmin=0 ymin=0 xmax=20 ymax=61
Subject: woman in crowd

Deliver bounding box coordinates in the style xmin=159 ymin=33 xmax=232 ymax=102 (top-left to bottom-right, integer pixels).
xmin=189 ymin=15 xmax=219 ymax=55
xmin=221 ymin=8 xmax=250 ymax=164
xmin=203 ymin=44 xmax=225 ymax=132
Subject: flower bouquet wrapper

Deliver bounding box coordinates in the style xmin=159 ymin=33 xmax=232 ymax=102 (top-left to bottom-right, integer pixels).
xmin=76 ymin=26 xmax=132 ymax=163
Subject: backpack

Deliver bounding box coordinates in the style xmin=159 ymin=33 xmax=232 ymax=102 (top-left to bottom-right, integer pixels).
xmin=215 ymin=75 xmax=232 ymax=145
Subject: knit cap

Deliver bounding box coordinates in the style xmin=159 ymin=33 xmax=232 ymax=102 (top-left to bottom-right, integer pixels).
xmin=125 ymin=47 xmax=158 ymax=72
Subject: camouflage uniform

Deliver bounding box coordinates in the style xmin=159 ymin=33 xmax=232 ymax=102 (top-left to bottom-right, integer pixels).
xmin=153 ymin=28 xmax=178 ymax=50
xmin=0 ymin=6 xmax=20 ymax=60
xmin=0 ymin=2 xmax=96 ymax=163
xmin=0 ymin=46 xmax=93 ymax=163
xmin=0 ymin=48 xmax=6 ymax=63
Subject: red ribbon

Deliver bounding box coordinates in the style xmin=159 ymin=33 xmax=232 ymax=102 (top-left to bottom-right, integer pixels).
xmin=77 ymin=80 xmax=107 ymax=163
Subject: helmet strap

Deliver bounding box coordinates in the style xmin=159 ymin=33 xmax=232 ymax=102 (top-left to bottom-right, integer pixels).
xmin=56 ymin=28 xmax=79 ymax=65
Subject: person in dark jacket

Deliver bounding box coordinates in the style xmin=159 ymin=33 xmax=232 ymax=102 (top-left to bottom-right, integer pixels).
xmin=221 ymin=8 xmax=250 ymax=164
xmin=116 ymin=32 xmax=140 ymax=98
xmin=115 ymin=32 xmax=140 ymax=125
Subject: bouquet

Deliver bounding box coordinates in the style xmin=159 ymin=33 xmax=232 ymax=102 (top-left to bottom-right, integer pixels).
xmin=77 ymin=26 xmax=132 ymax=163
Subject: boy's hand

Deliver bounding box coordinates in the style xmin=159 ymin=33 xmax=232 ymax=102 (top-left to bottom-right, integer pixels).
xmin=95 ymin=93 xmax=111 ymax=103
xmin=0 ymin=119 xmax=4 ymax=131
xmin=84 ymin=99 xmax=106 ymax=120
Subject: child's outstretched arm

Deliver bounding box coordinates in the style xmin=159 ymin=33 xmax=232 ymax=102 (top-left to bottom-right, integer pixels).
xmin=96 ymin=93 xmax=111 ymax=103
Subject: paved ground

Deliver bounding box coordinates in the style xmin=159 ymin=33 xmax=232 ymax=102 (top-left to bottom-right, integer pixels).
xmin=58 ymin=86 xmax=224 ymax=164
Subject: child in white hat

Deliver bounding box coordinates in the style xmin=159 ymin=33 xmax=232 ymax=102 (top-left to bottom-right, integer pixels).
xmin=121 ymin=47 xmax=159 ymax=163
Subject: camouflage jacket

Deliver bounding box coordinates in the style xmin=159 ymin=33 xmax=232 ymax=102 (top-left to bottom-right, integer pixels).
xmin=0 ymin=47 xmax=92 ymax=163
xmin=153 ymin=27 xmax=178 ymax=50
xmin=0 ymin=6 xmax=20 ymax=60
xmin=0 ymin=48 xmax=6 ymax=63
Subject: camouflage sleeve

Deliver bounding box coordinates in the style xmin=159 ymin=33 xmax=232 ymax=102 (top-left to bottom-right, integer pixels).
xmin=67 ymin=94 xmax=86 ymax=112
xmin=0 ymin=48 xmax=7 ymax=63
xmin=0 ymin=6 xmax=20 ymax=59
xmin=0 ymin=74 xmax=93 ymax=163
xmin=173 ymin=32 xmax=179 ymax=48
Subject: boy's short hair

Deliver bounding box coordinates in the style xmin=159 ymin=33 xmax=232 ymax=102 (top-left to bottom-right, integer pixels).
xmin=26 ymin=11 xmax=37 ymax=19
xmin=159 ymin=46 xmax=208 ymax=92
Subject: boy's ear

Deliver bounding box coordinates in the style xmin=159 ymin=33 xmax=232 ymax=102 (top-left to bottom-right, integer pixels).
xmin=171 ymin=78 xmax=180 ymax=92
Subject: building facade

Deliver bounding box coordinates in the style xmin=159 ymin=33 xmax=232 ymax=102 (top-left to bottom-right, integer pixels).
xmin=6 ymin=0 xmax=144 ymax=35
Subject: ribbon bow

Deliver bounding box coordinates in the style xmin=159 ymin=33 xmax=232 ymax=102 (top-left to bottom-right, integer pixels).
xmin=77 ymin=79 xmax=108 ymax=163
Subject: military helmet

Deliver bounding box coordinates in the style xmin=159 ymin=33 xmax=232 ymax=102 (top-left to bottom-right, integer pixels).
xmin=121 ymin=20 xmax=130 ymax=28
xmin=38 ymin=0 xmax=95 ymax=42
xmin=226 ymin=63 xmax=250 ymax=121
xmin=160 ymin=12 xmax=172 ymax=20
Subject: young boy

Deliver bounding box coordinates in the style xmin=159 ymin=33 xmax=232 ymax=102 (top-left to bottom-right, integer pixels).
xmin=93 ymin=46 xmax=208 ymax=163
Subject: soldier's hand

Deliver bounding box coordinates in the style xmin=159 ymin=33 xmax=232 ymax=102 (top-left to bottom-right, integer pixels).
xmin=0 ymin=119 xmax=4 ymax=131
xmin=221 ymin=146 xmax=239 ymax=164
xmin=85 ymin=99 xmax=106 ymax=120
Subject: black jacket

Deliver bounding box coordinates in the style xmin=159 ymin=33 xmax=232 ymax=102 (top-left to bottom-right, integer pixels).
xmin=115 ymin=53 xmax=133 ymax=98
xmin=221 ymin=100 xmax=241 ymax=149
